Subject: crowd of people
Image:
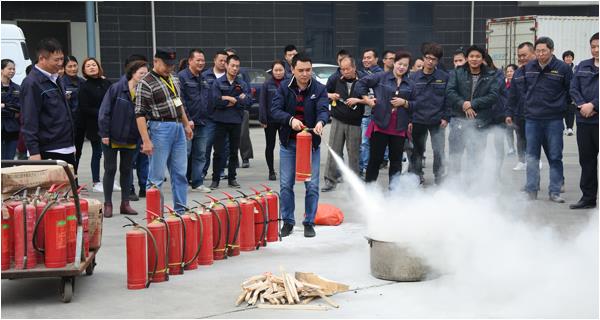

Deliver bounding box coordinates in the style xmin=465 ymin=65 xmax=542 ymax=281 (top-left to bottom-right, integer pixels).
xmin=1 ymin=31 xmax=597 ymax=238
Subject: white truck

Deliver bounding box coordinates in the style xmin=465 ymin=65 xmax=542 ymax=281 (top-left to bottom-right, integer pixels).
xmin=1 ymin=24 xmax=32 ymax=85
xmin=486 ymin=15 xmax=599 ymax=68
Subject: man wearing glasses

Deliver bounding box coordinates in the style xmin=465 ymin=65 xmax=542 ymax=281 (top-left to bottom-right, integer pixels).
xmin=407 ymin=42 xmax=449 ymax=185
xmin=519 ymin=37 xmax=573 ymax=203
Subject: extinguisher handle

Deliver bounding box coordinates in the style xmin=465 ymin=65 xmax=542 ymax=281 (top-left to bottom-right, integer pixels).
xmin=235 ymin=190 xmax=248 ymax=198
xmin=76 ymin=184 xmax=87 ymax=194
xmin=176 ymin=202 xmax=192 ymax=212
xmin=122 ymin=216 xmax=138 ymax=227
xmin=192 ymin=200 xmax=208 ymax=209
xmin=222 ymin=191 xmax=235 ymax=200
xmin=206 ymin=195 xmax=220 ymax=203
xmin=260 ymin=184 xmax=273 ymax=192
xmin=164 ymin=205 xmax=175 ymax=214
xmin=145 ymin=209 xmax=162 ymax=221
xmin=249 ymin=187 xmax=262 ymax=196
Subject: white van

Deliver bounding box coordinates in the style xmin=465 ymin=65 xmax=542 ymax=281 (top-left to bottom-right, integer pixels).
xmin=1 ymin=24 xmax=32 ymax=85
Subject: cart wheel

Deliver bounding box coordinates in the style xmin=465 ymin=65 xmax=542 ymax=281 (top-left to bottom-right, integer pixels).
xmin=60 ymin=277 xmax=75 ymax=303
xmin=86 ymin=258 xmax=96 ymax=276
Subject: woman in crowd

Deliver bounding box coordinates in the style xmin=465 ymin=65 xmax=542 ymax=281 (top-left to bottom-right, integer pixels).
xmin=446 ymin=45 xmax=500 ymax=177
xmin=1 ymin=59 xmax=20 ymax=160
xmin=98 ymin=60 xmax=148 ymax=217
xmin=61 ymin=56 xmax=87 ymax=172
xmin=504 ymin=64 xmax=518 ymax=156
xmin=356 ymin=51 xmax=415 ymax=186
xmin=79 ymin=57 xmax=112 ymax=192
xmin=259 ymin=60 xmax=287 ymax=180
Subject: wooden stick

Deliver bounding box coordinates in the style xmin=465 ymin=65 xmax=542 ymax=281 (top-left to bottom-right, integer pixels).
xmin=301 ymin=297 xmax=315 ymax=305
xmin=256 ymin=304 xmax=329 ymax=311
xmin=235 ymin=291 xmax=247 ymax=306
xmin=317 ymin=290 xmax=339 ymax=308
xmin=281 ymin=272 xmax=295 ymax=304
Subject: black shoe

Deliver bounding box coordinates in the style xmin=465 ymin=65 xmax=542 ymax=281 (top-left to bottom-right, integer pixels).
xmin=269 ymin=172 xmax=277 ymax=181
xmin=280 ymin=223 xmax=294 ymax=237
xmin=138 ymin=188 xmax=146 ymax=198
xmin=228 ymin=179 xmax=241 ymax=188
xmin=321 ymin=182 xmax=336 ymax=192
xmin=549 ymin=194 xmax=565 ymax=203
xmin=419 ymin=176 xmax=425 ymax=185
xmin=129 ymin=192 xmax=139 ymax=201
xmin=241 ymin=160 xmax=250 ymax=168
xmin=304 ymin=224 xmax=316 ymax=238
xmin=209 ymin=181 xmax=219 ymax=189
xmin=527 ymin=191 xmax=538 ymax=200
xmin=569 ymin=200 xmax=596 ymax=209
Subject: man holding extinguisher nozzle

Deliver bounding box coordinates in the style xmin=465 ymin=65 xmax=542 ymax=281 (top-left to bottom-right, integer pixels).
xmin=270 ymin=52 xmax=330 ymax=238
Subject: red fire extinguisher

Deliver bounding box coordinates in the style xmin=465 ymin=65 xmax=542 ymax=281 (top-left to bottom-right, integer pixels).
xmin=206 ymin=196 xmax=228 ymax=260
xmin=13 ymin=193 xmax=38 ymax=269
xmin=235 ymin=191 xmax=256 ymax=252
xmin=60 ymin=193 xmax=77 ymax=264
xmin=221 ymin=192 xmax=242 ymax=257
xmin=75 ymin=185 xmax=90 ymax=258
xmin=179 ymin=205 xmax=202 ymax=271
xmin=146 ymin=185 xmax=162 ymax=223
xmin=124 ymin=217 xmax=158 ymax=290
xmin=261 ymin=184 xmax=281 ymax=242
xmin=32 ymin=195 xmax=67 ymax=268
xmin=249 ymin=188 xmax=268 ymax=249
xmin=146 ymin=210 xmax=168 ymax=283
xmin=4 ymin=188 xmax=29 ymax=264
xmin=192 ymin=200 xmax=217 ymax=266
xmin=295 ymin=129 xmax=313 ymax=181
xmin=164 ymin=206 xmax=185 ymax=275
xmin=2 ymin=206 xmax=11 ymax=270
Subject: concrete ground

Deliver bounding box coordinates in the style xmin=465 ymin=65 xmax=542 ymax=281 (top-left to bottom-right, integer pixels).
xmin=1 ymin=123 xmax=598 ymax=318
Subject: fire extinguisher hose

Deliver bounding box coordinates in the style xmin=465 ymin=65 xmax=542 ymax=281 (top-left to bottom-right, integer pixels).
xmin=173 ymin=212 xmax=186 ymax=273
xmin=192 ymin=200 xmax=222 ymax=250
xmin=247 ymin=197 xmax=267 ymax=250
xmin=176 ymin=203 xmax=204 ymax=267
xmin=227 ymin=198 xmax=242 ymax=254
xmin=123 ymin=217 xmax=159 ymax=288
xmin=32 ymin=196 xmax=59 ymax=254
xmin=20 ymin=191 xmax=29 ymax=269
xmin=185 ymin=210 xmax=203 ymax=266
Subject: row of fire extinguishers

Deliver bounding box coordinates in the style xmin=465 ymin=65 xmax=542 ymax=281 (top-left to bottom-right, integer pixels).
xmin=124 ymin=185 xmax=281 ymax=290
xmin=1 ymin=184 xmax=93 ymax=271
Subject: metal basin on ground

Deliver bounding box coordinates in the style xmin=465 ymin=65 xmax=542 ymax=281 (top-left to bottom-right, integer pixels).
xmin=367 ymin=237 xmax=428 ymax=282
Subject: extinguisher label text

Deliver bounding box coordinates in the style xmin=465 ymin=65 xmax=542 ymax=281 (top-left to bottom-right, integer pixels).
xmin=56 ymin=221 xmax=66 ymax=249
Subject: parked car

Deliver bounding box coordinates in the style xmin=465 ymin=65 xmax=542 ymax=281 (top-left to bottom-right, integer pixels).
xmin=312 ymin=63 xmax=338 ymax=85
xmin=245 ymin=68 xmax=269 ymax=121
xmin=1 ymin=24 xmax=31 ymax=85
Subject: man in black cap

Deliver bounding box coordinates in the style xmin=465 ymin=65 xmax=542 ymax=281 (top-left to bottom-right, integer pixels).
xmin=135 ymin=48 xmax=193 ymax=213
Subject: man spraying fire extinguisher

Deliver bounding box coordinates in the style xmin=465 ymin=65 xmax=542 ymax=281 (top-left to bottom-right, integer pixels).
xmin=270 ymin=52 xmax=330 ymax=238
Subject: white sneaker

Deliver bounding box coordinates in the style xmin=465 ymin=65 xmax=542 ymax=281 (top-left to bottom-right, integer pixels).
xmin=191 ymin=185 xmax=212 ymax=193
xmin=539 ymin=160 xmax=543 ymax=169
xmin=113 ymin=182 xmax=121 ymax=191
xmin=92 ymin=182 xmax=104 ymax=193
xmin=512 ymin=162 xmax=526 ymax=171
xmin=566 ymin=128 xmax=574 ymax=136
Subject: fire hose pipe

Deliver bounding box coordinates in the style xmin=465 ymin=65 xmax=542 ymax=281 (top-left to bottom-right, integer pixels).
xmin=261 ymin=184 xmax=282 ymax=241
xmin=250 ymin=187 xmax=269 ymax=247
xmin=193 ymin=200 xmax=222 ymax=250
xmin=206 ymin=195 xmax=230 ymax=259
xmin=123 ymin=216 xmax=159 ymax=288
xmin=32 ymin=193 xmax=60 ymax=254
xmin=222 ymin=192 xmax=242 ymax=255
xmin=176 ymin=203 xmax=204 ymax=268
xmin=147 ymin=209 xmax=170 ymax=281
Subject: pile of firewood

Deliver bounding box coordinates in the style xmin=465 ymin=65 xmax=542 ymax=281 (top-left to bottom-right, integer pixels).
xmin=235 ymin=271 xmax=348 ymax=310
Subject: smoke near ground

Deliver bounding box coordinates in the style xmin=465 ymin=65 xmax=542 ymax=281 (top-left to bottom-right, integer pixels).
xmin=326 ymin=126 xmax=599 ymax=317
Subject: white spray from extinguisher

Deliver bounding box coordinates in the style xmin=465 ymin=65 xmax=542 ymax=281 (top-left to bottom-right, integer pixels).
xmin=325 ymin=140 xmax=598 ymax=317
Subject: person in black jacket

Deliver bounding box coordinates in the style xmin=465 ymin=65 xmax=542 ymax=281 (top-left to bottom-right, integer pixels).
xmin=79 ymin=58 xmax=112 ymax=192
xmin=259 ymin=60 xmax=286 ymax=181
xmin=322 ymin=56 xmax=365 ymax=192
xmin=61 ymin=55 xmax=87 ymax=170
xmin=21 ymin=38 xmax=76 ymax=165
xmin=98 ymin=60 xmax=148 ymax=217
xmin=1 ymin=59 xmax=21 ymax=160
xmin=446 ymin=45 xmax=500 ymax=177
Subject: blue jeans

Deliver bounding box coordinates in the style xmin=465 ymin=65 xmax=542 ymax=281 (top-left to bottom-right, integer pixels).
xmin=146 ymin=121 xmax=188 ymax=213
xmin=187 ymin=124 xmax=209 ymax=188
xmin=525 ymin=119 xmax=564 ymax=196
xmin=90 ymin=140 xmax=102 ymax=183
xmin=130 ymin=142 xmax=148 ymax=192
xmin=202 ymin=119 xmax=225 ymax=178
xmin=279 ymin=140 xmax=320 ymax=226
xmin=360 ymin=117 xmax=371 ymax=172
xmin=1 ymin=139 xmax=17 ymax=160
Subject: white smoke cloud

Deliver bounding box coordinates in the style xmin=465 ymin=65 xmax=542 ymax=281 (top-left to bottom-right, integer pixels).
xmin=326 ymin=126 xmax=599 ymax=317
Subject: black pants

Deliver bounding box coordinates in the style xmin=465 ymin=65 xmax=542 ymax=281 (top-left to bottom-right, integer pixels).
xmin=239 ymin=110 xmax=254 ymax=161
xmin=365 ymin=131 xmax=405 ymax=183
xmin=564 ymin=104 xmax=576 ymax=130
xmin=74 ymin=126 xmax=86 ymax=174
xmin=40 ymin=151 xmax=77 ymax=185
xmin=102 ymin=144 xmax=134 ymax=203
xmin=576 ymin=122 xmax=598 ymax=202
xmin=213 ymin=122 xmax=241 ymax=182
xmin=514 ymin=117 xmax=527 ymax=163
xmin=409 ymin=123 xmax=445 ymax=180
xmin=264 ymin=123 xmax=280 ymax=173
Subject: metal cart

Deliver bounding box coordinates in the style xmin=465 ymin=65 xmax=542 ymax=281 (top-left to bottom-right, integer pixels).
xmin=1 ymin=160 xmax=99 ymax=302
